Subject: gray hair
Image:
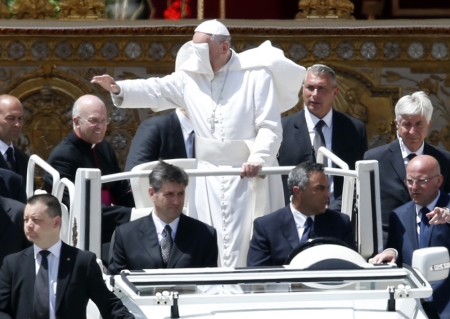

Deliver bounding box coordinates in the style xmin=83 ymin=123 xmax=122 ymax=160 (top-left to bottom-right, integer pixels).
xmin=395 ymin=91 xmax=433 ymax=123
xmin=72 ymin=98 xmax=82 ymax=119
xmin=306 ymin=64 xmax=337 ymax=87
xmin=149 ymin=161 xmax=189 ymax=192
xmin=287 ymin=162 xmax=325 ymax=195
xmin=211 ymin=34 xmax=232 ymax=44
xmin=27 ymin=194 xmax=62 ymax=218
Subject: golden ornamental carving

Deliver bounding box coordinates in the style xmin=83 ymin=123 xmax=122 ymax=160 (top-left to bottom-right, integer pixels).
xmin=296 ymin=0 xmax=354 ymax=19
xmin=59 ymin=0 xmax=106 ymax=19
xmin=12 ymin=0 xmax=56 ymax=19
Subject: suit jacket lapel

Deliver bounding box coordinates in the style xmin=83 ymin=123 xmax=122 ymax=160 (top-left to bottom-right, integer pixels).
xmin=388 ymin=141 xmax=408 ymax=191
xmin=168 ymin=214 xmax=191 ymax=267
xmin=0 ymin=197 xmax=11 ymax=236
xmin=293 ymin=110 xmax=313 ymax=161
xmin=403 ymin=202 xmax=420 ymax=250
xmin=170 ymin=111 xmax=188 ymax=158
xmin=0 ymin=155 xmax=8 ymax=171
xmin=22 ymin=247 xmax=36 ymax=316
xmin=280 ymin=207 xmax=299 ymax=249
xmin=141 ymin=213 xmax=164 ymax=268
xmin=55 ymin=243 xmax=76 ymax=311
xmin=314 ymin=211 xmax=332 ymax=236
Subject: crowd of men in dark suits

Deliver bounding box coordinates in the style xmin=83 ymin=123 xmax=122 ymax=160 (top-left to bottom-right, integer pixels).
xmin=1 ymin=62 xmax=450 ymax=317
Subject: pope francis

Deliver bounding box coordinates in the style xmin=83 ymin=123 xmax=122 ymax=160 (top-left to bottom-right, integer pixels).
xmin=92 ymin=19 xmax=306 ymax=267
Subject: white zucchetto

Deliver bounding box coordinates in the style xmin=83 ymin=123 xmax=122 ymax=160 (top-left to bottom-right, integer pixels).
xmin=194 ymin=19 xmax=230 ymax=36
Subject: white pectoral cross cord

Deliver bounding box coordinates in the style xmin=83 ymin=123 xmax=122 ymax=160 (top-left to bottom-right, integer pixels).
xmin=208 ymin=68 xmax=229 ymax=134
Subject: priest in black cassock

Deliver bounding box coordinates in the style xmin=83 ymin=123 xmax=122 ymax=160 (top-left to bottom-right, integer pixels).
xmin=44 ymin=95 xmax=135 ymax=263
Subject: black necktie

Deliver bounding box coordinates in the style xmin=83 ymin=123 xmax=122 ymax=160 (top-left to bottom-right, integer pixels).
xmin=5 ymin=147 xmax=15 ymax=171
xmin=300 ymin=217 xmax=314 ymax=243
xmin=419 ymin=207 xmax=430 ymax=248
xmin=407 ymin=153 xmax=417 ymax=161
xmin=161 ymin=225 xmax=173 ymax=266
xmin=33 ymin=250 xmax=51 ymax=319
xmin=313 ymin=120 xmax=326 ymax=164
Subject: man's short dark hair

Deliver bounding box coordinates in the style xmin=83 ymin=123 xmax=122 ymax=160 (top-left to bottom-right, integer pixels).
xmin=149 ymin=161 xmax=189 ymax=192
xmin=27 ymin=194 xmax=62 ymax=218
xmin=287 ymin=162 xmax=325 ymax=195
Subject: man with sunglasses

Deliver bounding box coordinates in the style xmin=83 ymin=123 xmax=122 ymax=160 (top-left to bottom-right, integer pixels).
xmin=44 ymin=95 xmax=135 ymax=263
xmin=371 ymin=155 xmax=450 ymax=318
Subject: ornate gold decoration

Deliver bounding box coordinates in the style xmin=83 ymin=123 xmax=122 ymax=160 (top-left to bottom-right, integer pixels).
xmin=296 ymin=0 xmax=354 ymax=19
xmin=0 ymin=2 xmax=10 ymax=18
xmin=12 ymin=0 xmax=56 ymax=19
xmin=59 ymin=0 xmax=106 ymax=19
xmin=72 ymin=217 xmax=78 ymax=246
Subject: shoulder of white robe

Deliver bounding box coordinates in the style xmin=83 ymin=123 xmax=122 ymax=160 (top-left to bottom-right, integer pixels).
xmin=235 ymin=40 xmax=306 ymax=113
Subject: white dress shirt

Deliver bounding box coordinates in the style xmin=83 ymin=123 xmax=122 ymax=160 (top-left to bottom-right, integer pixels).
xmin=34 ymin=240 xmax=62 ymax=319
xmin=399 ymin=137 xmax=424 ymax=167
xmin=152 ymin=211 xmax=180 ymax=244
xmin=0 ymin=139 xmax=14 ymax=162
xmin=290 ymin=203 xmax=315 ymax=242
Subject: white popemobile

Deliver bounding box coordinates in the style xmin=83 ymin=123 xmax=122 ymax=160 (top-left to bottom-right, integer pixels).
xmin=27 ymin=147 xmax=450 ymax=319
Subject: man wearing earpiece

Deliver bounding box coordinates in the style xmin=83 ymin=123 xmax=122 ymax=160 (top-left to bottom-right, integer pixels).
xmin=364 ymin=91 xmax=450 ymax=242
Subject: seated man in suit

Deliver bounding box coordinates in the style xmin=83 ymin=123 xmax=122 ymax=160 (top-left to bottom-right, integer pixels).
xmin=108 ymin=160 xmax=218 ymax=275
xmin=247 ymin=162 xmax=355 ymax=267
xmin=44 ymin=95 xmax=135 ymax=263
xmin=0 ymin=95 xmax=29 ymax=184
xmin=364 ymin=91 xmax=450 ymax=241
xmin=0 ymin=194 xmax=134 ymax=318
xmin=0 ymin=168 xmax=26 ymax=203
xmin=371 ymin=155 xmax=450 ymax=318
xmin=0 ymin=195 xmax=30 ymax=266
xmin=125 ymin=108 xmax=194 ymax=171
xmin=278 ymin=64 xmax=367 ymax=209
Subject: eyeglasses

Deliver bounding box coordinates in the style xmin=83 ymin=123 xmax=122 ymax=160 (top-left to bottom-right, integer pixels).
xmin=78 ymin=117 xmax=111 ymax=126
xmin=404 ymin=175 xmax=439 ymax=186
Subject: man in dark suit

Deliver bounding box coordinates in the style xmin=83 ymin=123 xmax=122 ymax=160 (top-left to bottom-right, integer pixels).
xmin=247 ymin=162 xmax=355 ymax=267
xmin=0 ymin=95 xmax=29 ymax=183
xmin=44 ymin=95 xmax=135 ymax=262
xmin=0 ymin=168 xmax=26 ymax=203
xmin=125 ymin=108 xmax=193 ymax=171
xmin=278 ymin=64 xmax=367 ymax=208
xmin=0 ymin=194 xmax=134 ymax=319
xmin=364 ymin=91 xmax=450 ymax=237
xmin=109 ymin=161 xmax=217 ymax=274
xmin=371 ymin=155 xmax=450 ymax=318
xmin=0 ymin=195 xmax=29 ymax=266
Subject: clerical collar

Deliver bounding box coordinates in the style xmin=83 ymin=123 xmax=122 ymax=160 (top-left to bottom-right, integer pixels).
xmin=399 ymin=137 xmax=424 ymax=159
xmin=304 ymin=106 xmax=333 ymax=131
xmin=415 ymin=191 xmax=440 ymax=216
xmin=69 ymin=130 xmax=98 ymax=150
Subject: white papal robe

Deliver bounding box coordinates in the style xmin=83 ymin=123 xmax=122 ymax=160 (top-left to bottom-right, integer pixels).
xmin=112 ymin=41 xmax=305 ymax=267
